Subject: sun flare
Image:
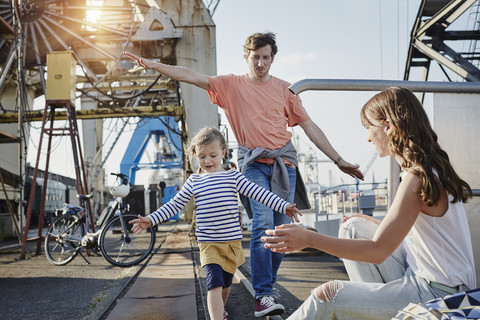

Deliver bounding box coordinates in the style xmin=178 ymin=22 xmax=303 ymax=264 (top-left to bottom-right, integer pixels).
xmin=85 ymin=0 xmax=104 ymax=31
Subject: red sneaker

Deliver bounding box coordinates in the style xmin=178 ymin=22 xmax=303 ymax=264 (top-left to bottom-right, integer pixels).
xmin=223 ymin=310 xmax=229 ymax=320
xmin=254 ymin=296 xmax=285 ymax=317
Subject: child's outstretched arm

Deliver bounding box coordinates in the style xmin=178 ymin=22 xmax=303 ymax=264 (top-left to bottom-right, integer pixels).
xmin=285 ymin=203 xmax=302 ymax=223
xmin=129 ymin=215 xmax=153 ymax=234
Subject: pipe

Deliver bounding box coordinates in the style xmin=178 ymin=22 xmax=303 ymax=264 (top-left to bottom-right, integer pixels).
xmin=288 ymin=78 xmax=480 ymax=209
xmin=0 ymin=39 xmax=22 ymax=92
xmin=288 ymin=79 xmax=480 ymax=95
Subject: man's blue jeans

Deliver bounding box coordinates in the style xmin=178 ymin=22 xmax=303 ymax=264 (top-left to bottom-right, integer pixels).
xmin=245 ymin=161 xmax=296 ymax=299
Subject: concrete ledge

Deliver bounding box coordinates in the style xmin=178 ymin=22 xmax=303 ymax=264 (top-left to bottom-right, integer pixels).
xmin=234 ymin=268 xmax=283 ymax=320
xmin=105 ymin=231 xmax=197 ymax=320
xmin=105 ymin=295 xmax=196 ymax=320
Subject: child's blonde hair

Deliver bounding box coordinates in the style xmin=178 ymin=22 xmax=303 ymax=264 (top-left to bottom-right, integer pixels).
xmin=189 ymin=127 xmax=235 ymax=173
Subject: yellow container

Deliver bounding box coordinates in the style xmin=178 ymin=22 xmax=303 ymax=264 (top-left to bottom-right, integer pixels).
xmin=46 ymin=51 xmax=77 ymax=102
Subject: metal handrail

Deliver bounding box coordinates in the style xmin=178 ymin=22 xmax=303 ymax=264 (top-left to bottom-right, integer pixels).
xmin=288 ymin=79 xmax=480 ymax=209
xmin=288 ymin=79 xmax=480 ymax=95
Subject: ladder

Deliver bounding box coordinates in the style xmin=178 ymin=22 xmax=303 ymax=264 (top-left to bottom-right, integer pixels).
xmin=20 ymin=100 xmax=94 ymax=259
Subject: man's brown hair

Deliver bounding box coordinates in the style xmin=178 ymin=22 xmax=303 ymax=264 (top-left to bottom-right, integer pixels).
xmin=244 ymin=32 xmax=278 ymax=57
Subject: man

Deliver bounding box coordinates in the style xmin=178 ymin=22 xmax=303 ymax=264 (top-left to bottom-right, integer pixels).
xmin=124 ymin=31 xmax=363 ymax=317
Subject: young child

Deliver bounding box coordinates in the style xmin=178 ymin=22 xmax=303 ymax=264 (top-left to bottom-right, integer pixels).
xmin=130 ymin=126 xmax=302 ymax=320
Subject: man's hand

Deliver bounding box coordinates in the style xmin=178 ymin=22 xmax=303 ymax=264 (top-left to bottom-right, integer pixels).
xmin=285 ymin=203 xmax=302 ymax=223
xmin=123 ymin=51 xmax=154 ymax=70
xmin=337 ymin=159 xmax=364 ymax=180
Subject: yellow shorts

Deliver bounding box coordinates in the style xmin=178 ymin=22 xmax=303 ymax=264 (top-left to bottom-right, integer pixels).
xmin=198 ymin=240 xmax=245 ymax=275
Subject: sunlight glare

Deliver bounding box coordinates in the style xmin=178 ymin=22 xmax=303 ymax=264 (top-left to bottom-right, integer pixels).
xmin=85 ymin=0 xmax=104 ymax=32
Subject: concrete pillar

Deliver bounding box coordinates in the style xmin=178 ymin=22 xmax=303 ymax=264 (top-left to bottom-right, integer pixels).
xmin=155 ymin=0 xmax=218 ymax=221
xmin=433 ymin=93 xmax=480 ymax=288
xmin=80 ymin=96 xmax=104 ymax=217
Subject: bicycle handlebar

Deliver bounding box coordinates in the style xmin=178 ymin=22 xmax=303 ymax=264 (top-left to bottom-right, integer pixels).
xmin=111 ymin=173 xmax=129 ymax=185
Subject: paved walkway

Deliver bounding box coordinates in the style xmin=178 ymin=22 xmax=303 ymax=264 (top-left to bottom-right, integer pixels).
xmin=105 ymin=226 xmax=197 ymax=320
xmin=102 ymin=221 xmax=348 ymax=320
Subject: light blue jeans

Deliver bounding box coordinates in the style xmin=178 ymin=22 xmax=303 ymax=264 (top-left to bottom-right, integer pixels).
xmin=288 ymin=217 xmax=447 ymax=320
xmin=245 ymin=161 xmax=295 ymax=299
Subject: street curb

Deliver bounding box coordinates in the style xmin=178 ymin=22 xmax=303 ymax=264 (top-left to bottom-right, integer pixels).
xmin=234 ymin=268 xmax=284 ymax=320
xmin=96 ymin=222 xmax=176 ymax=320
xmin=234 ymin=268 xmax=255 ymax=297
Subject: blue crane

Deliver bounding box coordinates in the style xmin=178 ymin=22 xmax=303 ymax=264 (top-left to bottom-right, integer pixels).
xmin=120 ymin=116 xmax=182 ymax=184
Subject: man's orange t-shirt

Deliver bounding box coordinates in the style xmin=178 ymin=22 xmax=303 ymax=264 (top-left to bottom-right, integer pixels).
xmin=207 ymin=74 xmax=310 ymax=150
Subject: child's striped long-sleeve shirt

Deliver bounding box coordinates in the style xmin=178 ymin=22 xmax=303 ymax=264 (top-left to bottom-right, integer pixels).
xmin=147 ymin=169 xmax=290 ymax=242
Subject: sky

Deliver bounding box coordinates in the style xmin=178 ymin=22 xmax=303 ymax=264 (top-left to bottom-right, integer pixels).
xmin=212 ymin=0 xmax=418 ymax=187
xmin=27 ymin=0 xmax=474 ymax=188
xmin=210 ymin=0 xmax=475 ymax=188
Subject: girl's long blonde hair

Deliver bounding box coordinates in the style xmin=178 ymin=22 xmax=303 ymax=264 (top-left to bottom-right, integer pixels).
xmin=360 ymin=87 xmax=472 ymax=206
xmin=188 ymin=127 xmax=235 ymax=173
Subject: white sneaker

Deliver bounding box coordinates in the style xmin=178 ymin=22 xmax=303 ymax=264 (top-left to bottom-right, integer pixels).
xmin=254 ymin=295 xmax=285 ymax=317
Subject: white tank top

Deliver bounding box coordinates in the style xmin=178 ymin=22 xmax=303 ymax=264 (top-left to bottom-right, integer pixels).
xmin=403 ymin=172 xmax=476 ymax=289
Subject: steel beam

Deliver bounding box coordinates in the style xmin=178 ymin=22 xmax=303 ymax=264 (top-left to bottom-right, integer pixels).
xmin=405 ymin=0 xmax=480 ymax=84
xmin=0 ymin=105 xmax=184 ymax=123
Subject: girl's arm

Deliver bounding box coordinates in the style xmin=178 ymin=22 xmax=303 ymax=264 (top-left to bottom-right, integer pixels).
xmin=148 ymin=183 xmax=193 ymax=225
xmin=237 ymin=174 xmax=302 ymax=222
xmin=130 ymin=180 xmax=194 ymax=232
xmin=262 ymin=172 xmax=424 ymax=264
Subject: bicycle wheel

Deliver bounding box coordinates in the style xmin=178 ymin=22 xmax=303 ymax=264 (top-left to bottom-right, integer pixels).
xmin=99 ymin=214 xmax=156 ymax=267
xmin=45 ymin=215 xmax=84 ymax=265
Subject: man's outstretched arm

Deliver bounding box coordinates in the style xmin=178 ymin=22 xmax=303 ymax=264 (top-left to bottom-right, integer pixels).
xmin=123 ymin=51 xmax=210 ymax=91
xmin=299 ymin=119 xmax=364 ymax=180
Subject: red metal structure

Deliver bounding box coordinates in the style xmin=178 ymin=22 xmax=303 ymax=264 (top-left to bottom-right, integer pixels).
xmin=20 ymin=100 xmax=93 ymax=259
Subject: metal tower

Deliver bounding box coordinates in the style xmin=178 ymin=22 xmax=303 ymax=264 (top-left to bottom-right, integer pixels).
xmin=0 ymin=1 xmax=218 ymax=246
xmin=405 ymin=0 xmax=480 ymax=95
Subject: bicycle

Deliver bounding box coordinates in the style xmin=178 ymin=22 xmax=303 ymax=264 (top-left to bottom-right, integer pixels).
xmin=44 ymin=173 xmax=156 ymax=267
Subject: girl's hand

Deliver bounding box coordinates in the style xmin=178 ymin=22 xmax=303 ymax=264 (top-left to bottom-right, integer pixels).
xmin=285 ymin=203 xmax=302 ymax=223
xmin=129 ymin=215 xmax=153 ymax=234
